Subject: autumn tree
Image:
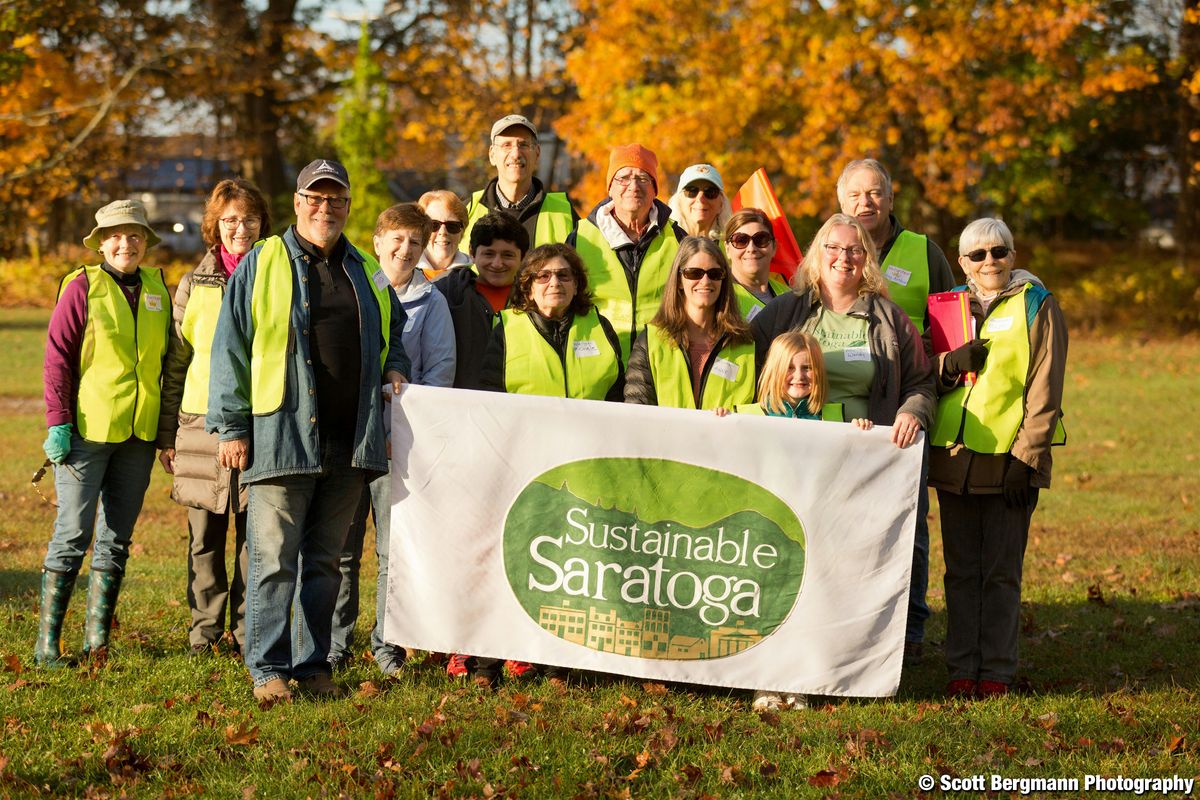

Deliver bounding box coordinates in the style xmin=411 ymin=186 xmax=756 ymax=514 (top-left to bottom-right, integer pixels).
xmin=558 ymin=0 xmax=1159 ymax=240
xmin=335 ymin=21 xmax=395 ymax=244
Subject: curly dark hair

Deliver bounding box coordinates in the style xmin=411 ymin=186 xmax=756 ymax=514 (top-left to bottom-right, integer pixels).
xmin=509 ymin=244 xmax=593 ymax=317
xmin=468 ymin=210 xmax=529 ymax=257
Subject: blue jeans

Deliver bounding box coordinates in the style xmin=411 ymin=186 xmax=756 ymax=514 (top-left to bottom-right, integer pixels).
xmin=906 ymin=443 xmax=932 ymax=644
xmin=243 ymin=460 xmax=367 ymax=685
xmin=330 ymin=473 xmax=405 ymax=669
xmin=44 ymin=435 xmax=156 ymax=575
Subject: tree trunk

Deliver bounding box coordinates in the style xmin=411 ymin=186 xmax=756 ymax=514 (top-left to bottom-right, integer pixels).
xmin=1178 ymin=0 xmax=1200 ymax=265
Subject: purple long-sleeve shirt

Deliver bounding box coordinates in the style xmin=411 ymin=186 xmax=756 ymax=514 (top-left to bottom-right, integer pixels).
xmin=44 ymin=264 xmax=142 ymax=427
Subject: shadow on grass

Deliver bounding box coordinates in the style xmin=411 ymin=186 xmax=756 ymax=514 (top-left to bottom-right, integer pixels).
xmin=899 ymin=598 xmax=1200 ymax=700
xmin=0 ymin=317 xmax=49 ymax=331
xmin=0 ymin=568 xmax=42 ymax=601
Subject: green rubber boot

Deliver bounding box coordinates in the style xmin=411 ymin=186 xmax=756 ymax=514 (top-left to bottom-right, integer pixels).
xmin=83 ymin=568 xmax=123 ymax=657
xmin=34 ymin=569 xmax=77 ymax=667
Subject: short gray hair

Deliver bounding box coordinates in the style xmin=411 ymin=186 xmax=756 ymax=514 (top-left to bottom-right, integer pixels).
xmin=836 ymin=159 xmax=893 ymax=206
xmin=958 ymin=218 xmax=1015 ymax=255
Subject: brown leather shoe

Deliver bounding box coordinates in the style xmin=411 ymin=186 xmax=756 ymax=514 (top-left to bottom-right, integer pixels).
xmin=296 ymin=672 xmax=343 ymax=698
xmin=253 ymin=677 xmax=293 ymax=703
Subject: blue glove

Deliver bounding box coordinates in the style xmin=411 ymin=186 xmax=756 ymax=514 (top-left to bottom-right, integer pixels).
xmin=43 ymin=424 xmax=73 ymax=464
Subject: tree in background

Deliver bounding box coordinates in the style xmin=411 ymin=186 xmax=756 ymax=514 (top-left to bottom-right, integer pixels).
xmin=558 ymin=0 xmax=1159 ymax=242
xmin=335 ymin=20 xmax=395 ymax=245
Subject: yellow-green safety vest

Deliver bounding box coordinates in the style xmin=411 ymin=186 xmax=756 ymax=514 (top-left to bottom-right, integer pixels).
xmin=930 ymin=284 xmax=1066 ymax=453
xmin=574 ymin=217 xmax=680 ymax=362
xmin=733 ymin=275 xmax=790 ymax=322
xmin=460 ymin=190 xmax=575 ymax=253
xmin=499 ymin=308 xmax=619 ymax=399
xmin=57 ymin=265 xmax=170 ymax=443
xmin=733 ymin=401 xmax=844 ymax=421
xmin=179 ymin=280 xmax=224 ymax=415
xmin=646 ymin=325 xmax=755 ymax=410
xmin=249 ymin=236 xmax=392 ymax=415
xmin=880 ymin=230 xmax=931 ymax=333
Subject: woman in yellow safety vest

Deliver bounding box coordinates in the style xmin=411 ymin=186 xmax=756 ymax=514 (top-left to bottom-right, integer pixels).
xmin=725 ymin=208 xmax=791 ymax=323
xmin=624 ymin=236 xmax=756 ymax=409
xmin=928 ymin=218 xmax=1067 ymax=700
xmin=37 ymin=199 xmax=170 ymax=666
xmin=156 ymin=178 xmax=272 ymax=658
xmin=482 ymin=243 xmax=624 ymax=401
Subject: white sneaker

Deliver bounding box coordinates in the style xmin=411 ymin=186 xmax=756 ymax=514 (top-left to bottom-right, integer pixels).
xmin=752 ymin=690 xmax=784 ymax=711
xmin=782 ymin=692 xmax=809 ymax=709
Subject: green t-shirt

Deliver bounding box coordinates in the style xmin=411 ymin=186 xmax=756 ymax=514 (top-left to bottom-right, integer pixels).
xmin=803 ymin=306 xmax=873 ymax=422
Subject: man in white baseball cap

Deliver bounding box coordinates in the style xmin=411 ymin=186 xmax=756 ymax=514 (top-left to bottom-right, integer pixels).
xmin=459 ymin=114 xmax=578 ymax=252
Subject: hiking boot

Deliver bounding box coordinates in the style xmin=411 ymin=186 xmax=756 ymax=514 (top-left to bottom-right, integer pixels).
xmin=752 ymin=690 xmax=784 ymax=711
xmin=946 ymin=679 xmax=978 ymax=699
xmin=296 ymin=673 xmax=343 ymax=698
xmin=253 ymin=677 xmax=293 ymax=703
xmin=782 ymin=692 xmax=809 ymax=709
xmin=903 ymin=641 xmax=924 ymax=666
xmin=82 ymin=568 xmax=123 ymax=657
xmin=34 ymin=569 xmax=77 ymax=668
xmin=376 ymin=646 xmax=407 ymax=677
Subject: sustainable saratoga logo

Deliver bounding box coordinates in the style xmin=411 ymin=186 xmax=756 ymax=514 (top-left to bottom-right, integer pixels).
xmin=503 ymin=458 xmax=806 ymax=660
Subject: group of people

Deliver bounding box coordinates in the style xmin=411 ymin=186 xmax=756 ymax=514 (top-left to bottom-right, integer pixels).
xmin=35 ymin=113 xmax=1067 ymax=709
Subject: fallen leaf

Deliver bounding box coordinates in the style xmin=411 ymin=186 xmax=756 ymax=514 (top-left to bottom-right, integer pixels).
xmin=357 ymin=681 xmax=381 ymax=698
xmin=2 ymin=655 xmax=21 ymax=675
xmin=808 ymin=769 xmax=843 ymax=787
xmin=1037 ymin=712 xmax=1059 ymax=729
xmin=641 ymin=682 xmax=668 ymax=696
xmin=224 ymin=721 xmax=259 ymax=746
xmin=196 ymin=710 xmax=215 ymax=728
xmin=675 ymin=764 xmax=701 ymax=786
xmin=1087 ymin=584 xmax=1106 ymax=605
xmin=1168 ymin=735 xmax=1186 ymax=755
xmin=619 ymin=695 xmax=638 ymax=709
xmin=760 ymin=760 xmax=778 ymax=778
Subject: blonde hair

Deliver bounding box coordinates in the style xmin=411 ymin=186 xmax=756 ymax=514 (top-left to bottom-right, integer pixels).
xmin=417 ymin=189 xmax=468 ymax=223
xmin=758 ymin=331 xmax=827 ymax=415
xmin=794 ymin=212 xmax=889 ymax=299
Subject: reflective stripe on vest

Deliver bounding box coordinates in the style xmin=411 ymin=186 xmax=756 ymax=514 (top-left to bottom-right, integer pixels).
xmin=574 ymin=218 xmax=680 ymax=362
xmin=645 ymin=325 xmax=755 ymax=410
xmin=880 ymin=230 xmax=931 ymax=333
xmin=500 ymin=308 xmax=619 ymax=399
xmin=250 ymin=236 xmax=391 ymax=415
xmin=930 ymin=284 xmax=1066 ymax=452
xmin=733 ymin=275 xmax=790 ymax=322
xmin=57 ymin=265 xmax=170 ymax=443
xmin=179 ymin=282 xmax=224 ymax=414
xmin=460 ymin=190 xmax=575 ymax=253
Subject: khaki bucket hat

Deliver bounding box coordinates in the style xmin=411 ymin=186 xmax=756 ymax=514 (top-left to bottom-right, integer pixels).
xmin=82 ymin=199 xmax=161 ymax=250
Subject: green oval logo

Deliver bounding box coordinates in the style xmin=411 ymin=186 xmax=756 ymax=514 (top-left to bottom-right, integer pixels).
xmin=503 ymin=458 xmax=806 ymax=660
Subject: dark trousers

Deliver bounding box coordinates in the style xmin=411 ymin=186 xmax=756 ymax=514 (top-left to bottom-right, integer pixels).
xmin=186 ymin=506 xmax=248 ymax=648
xmin=937 ymin=488 xmax=1039 ymax=684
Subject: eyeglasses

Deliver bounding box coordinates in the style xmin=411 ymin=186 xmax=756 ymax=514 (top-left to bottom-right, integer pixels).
xmin=298 ymin=192 xmax=349 ymax=210
xmin=219 ymin=216 xmax=261 ymax=230
xmin=727 ymin=231 xmax=774 ymax=250
xmin=532 ymin=269 xmax=575 ymax=284
xmin=823 ymin=243 xmax=866 ymax=258
xmin=683 ymin=185 xmax=721 ymax=200
xmin=430 ymin=219 xmax=465 ymax=235
xmin=965 ymin=245 xmax=1011 ymax=262
xmin=493 ymin=140 xmax=534 ymax=152
xmin=680 ymin=266 xmax=726 ymax=281
xmin=612 ymin=173 xmax=653 ymax=188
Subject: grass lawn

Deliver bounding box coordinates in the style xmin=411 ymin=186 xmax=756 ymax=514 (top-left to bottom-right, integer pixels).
xmin=0 ymin=309 xmax=1196 ymax=798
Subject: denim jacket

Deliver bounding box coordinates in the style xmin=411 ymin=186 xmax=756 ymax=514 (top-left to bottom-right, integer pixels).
xmin=206 ymin=228 xmax=409 ymax=482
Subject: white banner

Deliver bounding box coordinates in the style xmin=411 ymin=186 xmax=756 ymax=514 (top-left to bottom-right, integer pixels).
xmin=386 ymin=386 xmax=922 ymax=697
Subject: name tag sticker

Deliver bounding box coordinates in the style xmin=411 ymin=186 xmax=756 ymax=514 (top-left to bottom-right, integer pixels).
xmin=371 ymin=270 xmax=390 ymax=291
xmin=884 ymin=265 xmax=912 ymax=286
xmin=573 ymin=340 xmax=601 ymax=358
xmin=844 ymin=346 xmax=871 ymax=362
xmin=745 ymin=305 xmax=762 ymax=322
xmin=711 ymin=357 xmax=741 ymax=382
xmin=985 ymin=316 xmax=1014 ymax=333
xmin=144 ymin=294 xmax=162 ymax=312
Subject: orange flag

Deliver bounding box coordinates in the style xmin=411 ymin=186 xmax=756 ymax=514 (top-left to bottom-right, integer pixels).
xmin=730 ymin=168 xmax=803 ymax=283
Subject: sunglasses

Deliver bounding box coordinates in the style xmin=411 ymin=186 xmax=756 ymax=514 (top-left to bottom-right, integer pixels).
xmin=680 ymin=266 xmax=726 ymax=281
xmin=965 ymin=246 xmax=1011 ymax=262
xmin=430 ymin=219 xmax=465 ymax=235
xmin=727 ymin=231 xmax=774 ymax=250
xmin=683 ymin=185 xmax=722 ymax=200
xmin=532 ymin=269 xmax=575 ymax=284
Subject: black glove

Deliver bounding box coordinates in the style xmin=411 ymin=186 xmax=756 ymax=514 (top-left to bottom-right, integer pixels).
xmin=1002 ymin=456 xmax=1033 ymax=509
xmin=944 ymin=338 xmax=989 ymax=376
